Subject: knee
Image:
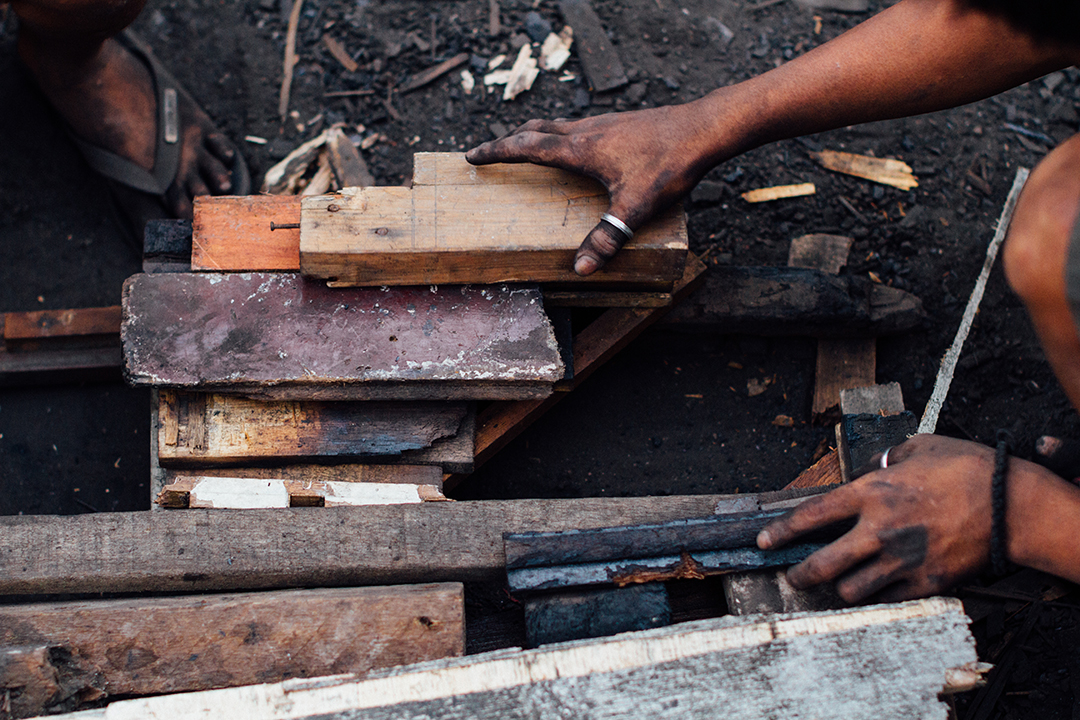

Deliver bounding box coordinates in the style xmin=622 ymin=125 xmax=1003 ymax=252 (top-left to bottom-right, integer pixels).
xmin=1003 ymin=140 xmax=1080 ymax=308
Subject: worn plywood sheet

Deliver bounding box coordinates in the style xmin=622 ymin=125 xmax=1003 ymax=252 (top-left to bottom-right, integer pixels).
xmin=122 ymin=273 xmax=563 ymax=400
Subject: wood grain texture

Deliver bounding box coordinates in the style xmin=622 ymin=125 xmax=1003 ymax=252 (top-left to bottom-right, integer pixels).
xmin=785 ymin=449 xmax=843 ymax=489
xmin=3 ymin=306 xmax=120 ymax=345
xmin=156 ymin=390 xmax=470 ymax=466
xmin=299 ymin=153 xmax=686 ymax=288
xmin=58 ymin=598 xmax=976 ymax=720
xmin=191 ymin=195 xmax=301 ymax=271
xmin=156 ymin=476 xmax=446 ymax=508
xmin=122 ymin=273 xmax=563 ymax=401
xmin=2 ymin=495 xmax=758 ymax=596
xmin=0 ymin=585 xmax=464 ymax=700
xmin=839 ymin=382 xmax=905 ymax=416
xmin=787 ymin=234 xmax=852 ymax=275
xmin=162 ymin=463 xmax=443 ymax=487
xmin=444 ymin=253 xmax=707 ymax=488
xmin=812 ymin=337 xmax=876 ymax=416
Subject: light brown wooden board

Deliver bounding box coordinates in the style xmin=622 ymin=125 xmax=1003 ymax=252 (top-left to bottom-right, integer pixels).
xmin=444 ymin=253 xmax=707 ymax=489
xmin=1 ymin=493 xmax=789 ymax=596
xmin=786 ymin=234 xmax=852 ymax=275
xmin=163 ymin=464 xmax=443 ymax=487
xmin=191 ymin=195 xmax=300 ymax=271
xmin=157 ymin=390 xmax=473 ymax=472
xmin=3 ymin=306 xmax=120 ymax=346
xmin=0 ymin=585 xmax=464 ymax=702
xmin=156 ymin=476 xmax=446 ymax=508
xmin=299 ymin=153 xmax=687 ymax=288
xmin=812 ymin=337 xmax=877 ymax=416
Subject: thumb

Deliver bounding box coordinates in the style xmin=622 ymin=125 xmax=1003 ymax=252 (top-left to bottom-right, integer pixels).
xmin=574 ymin=208 xmax=636 ymax=276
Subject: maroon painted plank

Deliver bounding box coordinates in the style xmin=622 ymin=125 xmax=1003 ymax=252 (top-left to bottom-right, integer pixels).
xmin=122 ymin=274 xmax=563 ymax=400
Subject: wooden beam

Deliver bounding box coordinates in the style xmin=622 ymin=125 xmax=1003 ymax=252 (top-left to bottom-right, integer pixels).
xmin=661 ymin=266 xmax=924 ymax=337
xmin=162 ymin=463 xmax=444 ymax=487
xmin=2 ymin=493 xmax=796 ymax=597
xmin=122 ymin=273 xmax=563 ymax=401
xmin=0 ymin=308 xmax=122 ymax=386
xmin=50 ymin=598 xmax=977 ymax=720
xmin=191 ymin=195 xmax=301 ymax=272
xmin=299 ymin=153 xmax=686 ymax=288
xmin=3 ymin=306 xmax=120 ymax=347
xmin=444 ymin=253 xmax=707 ymax=489
xmin=0 ymin=585 xmax=464 ymax=709
xmin=558 ymin=0 xmax=628 ymax=92
xmin=811 ymin=337 xmax=877 ymax=417
xmin=157 ymin=391 xmax=474 ymax=472
xmin=156 ymin=476 xmax=447 ymax=508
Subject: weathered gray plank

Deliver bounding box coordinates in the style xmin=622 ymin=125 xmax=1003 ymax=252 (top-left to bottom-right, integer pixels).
xmin=56 ymin=598 xmax=977 ymax=720
xmin=524 ymin=585 xmax=670 ymax=647
xmin=0 ymin=495 xmax=774 ymax=596
xmin=558 ymin=0 xmax=628 ymax=92
xmin=122 ymin=273 xmax=563 ymax=400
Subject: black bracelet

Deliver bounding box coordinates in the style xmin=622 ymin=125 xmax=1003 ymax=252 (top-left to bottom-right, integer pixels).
xmin=990 ymin=430 xmax=1013 ymax=576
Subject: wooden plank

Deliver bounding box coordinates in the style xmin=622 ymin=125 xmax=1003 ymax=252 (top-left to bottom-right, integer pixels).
xmin=839 ymin=381 xmax=905 ymax=416
xmin=326 ymin=126 xmax=374 ymax=188
xmin=191 ymin=195 xmax=300 ymax=271
xmin=741 ymin=182 xmax=816 ymax=203
xmin=163 ymin=463 xmax=443 ymax=487
xmin=1 ymin=493 xmax=797 ymax=596
xmin=839 ymin=411 xmax=918 ymax=479
xmin=812 ymin=337 xmax=876 ymax=416
xmin=722 ymin=569 xmax=841 ymax=615
xmin=3 ymin=306 xmax=120 ymax=346
xmin=558 ymin=0 xmax=628 ymax=92
xmin=785 ymin=448 xmax=843 ymax=489
xmin=524 ymin=585 xmax=670 ymax=647
xmin=0 ymin=585 xmax=464 ymax=706
xmin=299 ymin=153 xmax=686 ymax=288
xmin=661 ymin=267 xmax=924 ymax=337
xmin=156 ymin=476 xmax=447 ymax=508
xmin=810 ymin=150 xmax=918 ymax=190
xmin=787 ymin=234 xmax=852 ymax=275
xmin=156 ymin=391 xmax=471 ymax=466
xmin=122 ymin=273 xmax=563 ymax=401
xmin=541 ymin=290 xmax=672 ymax=308
xmin=444 ymin=253 xmax=707 ymax=489
xmin=51 ymin=598 xmax=977 ymax=720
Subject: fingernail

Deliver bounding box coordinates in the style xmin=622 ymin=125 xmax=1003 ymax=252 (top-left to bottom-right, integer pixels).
xmin=575 ymin=256 xmax=599 ymax=275
xmin=757 ymin=530 xmax=772 ymax=549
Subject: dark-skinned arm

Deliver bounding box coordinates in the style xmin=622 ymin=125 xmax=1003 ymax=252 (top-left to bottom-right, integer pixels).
xmin=466 ymin=0 xmax=1074 ymax=274
xmin=756 ymin=434 xmax=1080 ymax=603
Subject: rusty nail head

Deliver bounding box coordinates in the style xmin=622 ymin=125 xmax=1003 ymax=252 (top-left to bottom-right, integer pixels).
xmin=327 ymin=203 xmax=341 ymax=212
xmin=375 ymin=227 xmax=389 ymax=236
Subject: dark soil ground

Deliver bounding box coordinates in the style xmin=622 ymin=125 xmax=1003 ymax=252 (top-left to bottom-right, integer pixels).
xmin=2 ymin=0 xmax=1079 ymax=716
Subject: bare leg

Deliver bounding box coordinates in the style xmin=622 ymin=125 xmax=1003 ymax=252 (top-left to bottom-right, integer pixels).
xmin=1002 ymin=133 xmax=1080 ymax=412
xmin=9 ymin=0 xmax=238 ymax=218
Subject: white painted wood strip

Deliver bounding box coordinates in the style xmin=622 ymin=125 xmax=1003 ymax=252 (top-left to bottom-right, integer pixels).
xmin=59 ymin=598 xmax=975 ymax=720
xmin=919 ymin=167 xmax=1029 ymax=434
xmin=175 ymin=476 xmax=445 ymax=509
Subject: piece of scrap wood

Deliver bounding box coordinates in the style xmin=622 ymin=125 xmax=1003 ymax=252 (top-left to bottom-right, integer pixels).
xmin=300 ymin=150 xmax=334 ymax=196
xmin=539 ymin=27 xmax=574 ymax=71
xmin=741 ymin=182 xmax=816 ymax=203
xmin=321 ymin=34 xmax=358 ymax=73
xmin=524 ymin=584 xmax=670 ymax=648
xmin=502 ymin=44 xmax=540 ymax=100
xmin=300 ymin=153 xmax=687 ymax=288
xmin=541 ymin=289 xmax=672 ymax=308
xmin=443 ymin=253 xmax=707 ymax=490
xmin=122 ymin=273 xmax=563 ymax=401
xmin=810 ymin=149 xmax=918 ymax=190
xmin=558 ymin=0 xmax=627 ymax=92
xmin=45 ymin=599 xmax=978 ymax=720
xmin=326 ymin=126 xmax=375 ymax=188
xmin=2 ymin=494 xmax=773 ymax=596
xmin=156 ymin=476 xmax=446 ymax=508
xmin=0 ymin=310 xmax=120 ymax=386
xmin=786 ymin=449 xmax=843 ymax=489
xmin=812 ymin=337 xmax=876 ymax=417
xmin=723 ymin=569 xmax=842 ymax=615
xmin=156 ymin=390 xmax=474 ymax=472
xmin=163 ymin=464 xmax=443 ymax=488
xmin=661 ymin=266 xmax=924 ymax=337
xmin=839 ymin=381 xmax=904 ymax=416
xmin=278 ymin=0 xmax=304 ymax=119
xmin=3 ymin=306 xmax=120 ymax=347
xmin=399 ymin=52 xmax=469 ymax=94
xmin=0 ymin=585 xmax=464 ymax=708
xmin=787 ymin=234 xmax=852 ymax=275
xmin=919 ymin=168 xmax=1028 ymax=434
xmin=261 ymin=130 xmax=328 ymax=194
xmin=0 ymin=645 xmax=75 ymax=719
xmin=838 ymin=411 xmax=918 ymax=481
xmin=192 ymin=195 xmax=300 ymax=271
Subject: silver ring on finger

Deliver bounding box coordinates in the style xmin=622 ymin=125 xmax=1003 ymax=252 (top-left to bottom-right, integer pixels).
xmin=600 ymin=213 xmax=634 ymax=242
xmin=879 ymin=446 xmax=893 ymax=469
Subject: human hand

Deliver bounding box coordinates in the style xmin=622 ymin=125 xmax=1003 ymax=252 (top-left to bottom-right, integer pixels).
xmin=465 ymin=101 xmax=725 ymax=275
xmin=757 ymin=434 xmax=997 ymax=603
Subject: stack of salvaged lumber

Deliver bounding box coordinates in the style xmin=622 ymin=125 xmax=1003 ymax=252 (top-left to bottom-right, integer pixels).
xmin=1 ymin=154 xmax=978 ymax=718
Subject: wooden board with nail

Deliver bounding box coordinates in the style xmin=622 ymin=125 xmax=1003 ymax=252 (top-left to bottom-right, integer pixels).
xmin=299 ymin=153 xmax=687 ymax=288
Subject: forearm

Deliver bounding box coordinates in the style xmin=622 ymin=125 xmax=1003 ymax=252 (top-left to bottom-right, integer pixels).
xmin=1008 ymin=458 xmax=1080 ymax=583
xmin=694 ymin=0 xmax=1075 ymax=162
